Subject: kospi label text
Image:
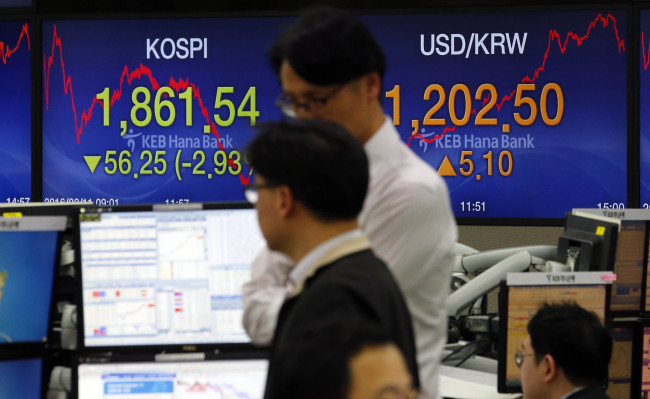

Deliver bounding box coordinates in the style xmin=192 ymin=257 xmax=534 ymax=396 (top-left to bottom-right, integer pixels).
xmin=146 ymin=38 xmax=208 ymax=59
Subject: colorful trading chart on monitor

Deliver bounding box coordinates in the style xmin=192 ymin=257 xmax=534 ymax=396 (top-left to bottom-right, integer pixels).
xmin=42 ymin=10 xmax=627 ymax=217
xmin=504 ymin=284 xmax=607 ymax=388
xmin=79 ymin=207 xmax=265 ymax=348
xmin=610 ymin=221 xmax=645 ymax=314
xmin=607 ymin=325 xmax=634 ymax=399
xmin=78 ymin=359 xmax=268 ymax=399
xmin=643 ymin=327 xmax=650 ymax=398
xmin=0 ymin=21 xmax=31 ymax=203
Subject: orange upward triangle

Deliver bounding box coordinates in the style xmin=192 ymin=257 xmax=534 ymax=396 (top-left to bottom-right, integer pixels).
xmin=437 ymin=156 xmax=457 ymax=176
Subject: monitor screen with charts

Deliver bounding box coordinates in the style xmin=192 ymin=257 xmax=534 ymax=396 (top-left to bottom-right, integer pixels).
xmin=641 ymin=326 xmax=650 ymax=398
xmin=0 ymin=216 xmax=65 ymax=344
xmin=77 ymin=204 xmax=266 ymax=348
xmin=607 ymin=322 xmax=636 ymax=399
xmin=0 ymin=357 xmax=42 ymax=399
xmin=77 ymin=358 xmax=268 ymax=399
xmin=497 ymin=274 xmax=610 ymax=393
xmin=609 ymin=220 xmax=645 ymax=315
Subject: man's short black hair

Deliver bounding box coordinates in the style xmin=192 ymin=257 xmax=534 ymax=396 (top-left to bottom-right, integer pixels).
xmin=246 ymin=119 xmax=368 ymax=222
xmin=527 ymin=302 xmax=612 ymax=387
xmin=270 ymin=6 xmax=386 ymax=86
xmin=269 ymin=319 xmax=397 ymax=399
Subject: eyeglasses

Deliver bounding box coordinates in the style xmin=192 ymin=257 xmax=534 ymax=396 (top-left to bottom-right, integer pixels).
xmin=514 ymin=349 xmax=535 ymax=368
xmin=275 ymin=84 xmax=344 ymax=118
xmin=243 ymin=182 xmax=279 ymax=204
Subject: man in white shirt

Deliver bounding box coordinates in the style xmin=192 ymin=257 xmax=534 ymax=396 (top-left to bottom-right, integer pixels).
xmin=243 ymin=7 xmax=457 ymax=399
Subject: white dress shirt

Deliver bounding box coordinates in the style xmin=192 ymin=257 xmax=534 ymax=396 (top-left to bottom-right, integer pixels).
xmin=242 ymin=116 xmax=457 ymax=399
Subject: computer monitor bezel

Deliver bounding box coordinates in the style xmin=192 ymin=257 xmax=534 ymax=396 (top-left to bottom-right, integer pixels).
xmin=497 ymin=277 xmax=612 ymax=393
xmin=74 ymin=201 xmax=264 ymax=354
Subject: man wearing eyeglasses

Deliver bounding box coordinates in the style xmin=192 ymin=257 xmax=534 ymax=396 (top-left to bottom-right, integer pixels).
xmin=242 ymin=7 xmax=457 ymax=399
xmin=516 ymin=303 xmax=612 ymax=399
xmin=245 ymin=120 xmax=420 ymax=399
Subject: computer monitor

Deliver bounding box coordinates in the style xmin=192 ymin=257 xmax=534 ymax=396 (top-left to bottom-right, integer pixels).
xmin=0 ymin=215 xmax=66 ymax=344
xmin=641 ymin=323 xmax=650 ymax=399
xmin=0 ymin=356 xmax=43 ymax=399
xmin=76 ymin=357 xmax=268 ymax=399
xmin=611 ymin=220 xmax=646 ymax=315
xmin=497 ymin=272 xmax=611 ymax=393
xmin=572 ymin=209 xmax=650 ymax=316
xmin=607 ymin=321 xmax=638 ymax=399
xmin=557 ymin=213 xmax=619 ymax=272
xmin=75 ymin=203 xmax=266 ymax=350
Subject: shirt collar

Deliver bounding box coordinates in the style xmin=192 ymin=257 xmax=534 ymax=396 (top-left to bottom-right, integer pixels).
xmin=559 ymin=386 xmax=586 ymax=399
xmin=363 ymin=116 xmax=400 ymax=161
xmin=288 ymin=228 xmax=365 ymax=290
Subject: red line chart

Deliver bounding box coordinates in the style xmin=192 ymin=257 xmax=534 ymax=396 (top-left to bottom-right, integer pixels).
xmin=641 ymin=31 xmax=650 ymax=71
xmin=0 ymin=22 xmax=30 ymax=65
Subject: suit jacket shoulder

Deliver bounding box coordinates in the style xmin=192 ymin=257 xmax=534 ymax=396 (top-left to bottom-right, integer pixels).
xmin=567 ymin=386 xmax=611 ymax=399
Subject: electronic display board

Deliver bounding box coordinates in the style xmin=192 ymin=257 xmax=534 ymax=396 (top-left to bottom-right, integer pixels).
xmin=0 ymin=21 xmax=31 ymax=203
xmin=640 ymin=10 xmax=650 ymax=210
xmin=42 ymin=17 xmax=287 ymax=206
xmin=370 ymin=10 xmax=627 ymax=218
xmin=42 ymin=10 xmax=627 ymax=217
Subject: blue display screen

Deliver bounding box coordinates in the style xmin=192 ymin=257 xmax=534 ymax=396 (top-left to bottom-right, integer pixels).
xmin=640 ymin=10 xmax=650 ymax=209
xmin=0 ymin=231 xmax=58 ymax=343
xmin=0 ymin=358 xmax=42 ymax=399
xmin=42 ymin=11 xmax=627 ymax=218
xmin=0 ymin=21 xmax=31 ymax=202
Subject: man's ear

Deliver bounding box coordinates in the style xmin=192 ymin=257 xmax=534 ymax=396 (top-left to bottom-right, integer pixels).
xmin=363 ymin=72 xmax=381 ymax=101
xmin=277 ymin=185 xmax=294 ymax=218
xmin=542 ymin=354 xmax=560 ymax=384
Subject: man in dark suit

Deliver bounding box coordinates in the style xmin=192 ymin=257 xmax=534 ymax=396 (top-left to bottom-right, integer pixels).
xmin=517 ymin=303 xmax=612 ymax=399
xmin=244 ymin=119 xmax=419 ymax=399
xmin=271 ymin=320 xmax=416 ymax=399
